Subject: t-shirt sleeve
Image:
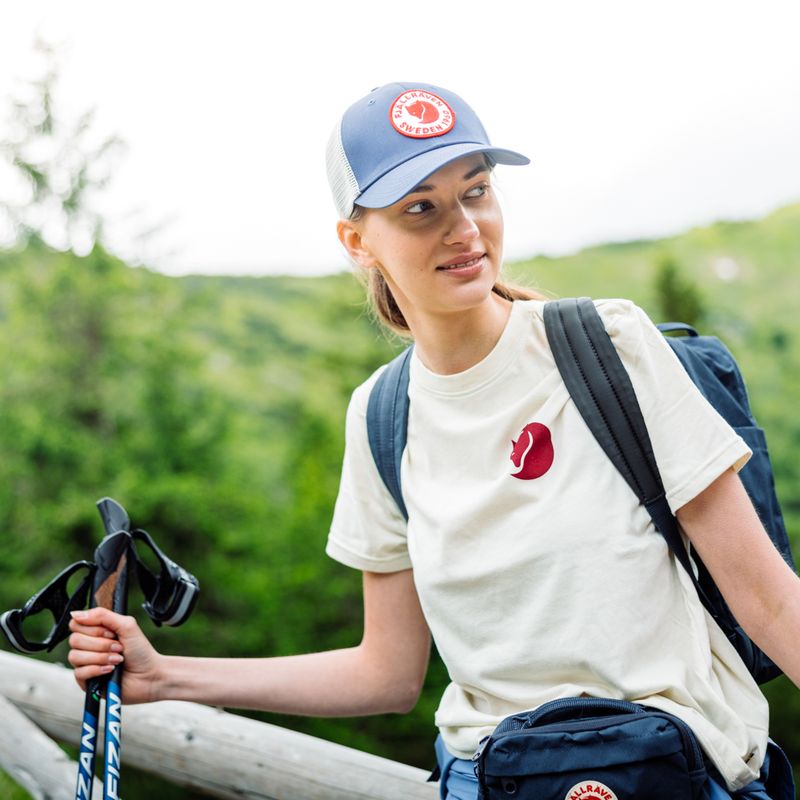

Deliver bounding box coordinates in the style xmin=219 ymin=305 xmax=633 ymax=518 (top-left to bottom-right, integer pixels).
xmin=326 ymin=368 xmax=412 ymax=573
xmin=597 ymin=299 xmax=752 ymax=514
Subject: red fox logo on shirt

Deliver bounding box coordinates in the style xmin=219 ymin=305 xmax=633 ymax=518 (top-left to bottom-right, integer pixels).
xmin=510 ymin=422 xmax=554 ymax=480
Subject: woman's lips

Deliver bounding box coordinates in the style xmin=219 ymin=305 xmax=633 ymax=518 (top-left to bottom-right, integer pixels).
xmin=436 ymin=253 xmax=486 ymax=271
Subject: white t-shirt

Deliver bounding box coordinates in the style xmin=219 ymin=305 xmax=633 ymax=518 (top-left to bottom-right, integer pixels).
xmin=326 ymin=298 xmax=768 ymax=790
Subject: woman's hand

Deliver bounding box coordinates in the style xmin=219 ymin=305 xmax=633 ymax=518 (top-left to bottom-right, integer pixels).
xmin=68 ymin=607 xmax=164 ymax=704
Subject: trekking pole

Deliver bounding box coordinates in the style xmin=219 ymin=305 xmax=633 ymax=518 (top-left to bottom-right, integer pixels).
xmin=74 ymin=499 xmax=132 ymax=800
xmin=0 ymin=497 xmax=198 ymax=800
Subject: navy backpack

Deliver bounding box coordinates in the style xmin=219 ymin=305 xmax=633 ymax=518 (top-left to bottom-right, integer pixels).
xmin=366 ymin=297 xmax=796 ymax=684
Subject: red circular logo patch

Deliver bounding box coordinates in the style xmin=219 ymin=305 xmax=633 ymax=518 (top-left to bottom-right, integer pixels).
xmin=564 ymin=781 xmax=618 ymax=800
xmin=389 ymin=89 xmax=456 ymax=138
xmin=509 ymin=422 xmax=554 ymax=480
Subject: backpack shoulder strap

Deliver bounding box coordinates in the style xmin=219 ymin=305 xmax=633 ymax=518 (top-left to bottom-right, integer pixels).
xmin=366 ymin=346 xmax=413 ymax=522
xmin=542 ymin=298 xmax=697 ymax=579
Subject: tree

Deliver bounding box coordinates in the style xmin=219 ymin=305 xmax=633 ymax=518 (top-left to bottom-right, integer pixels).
xmin=653 ymin=254 xmax=705 ymax=327
xmin=0 ymin=38 xmax=124 ymax=254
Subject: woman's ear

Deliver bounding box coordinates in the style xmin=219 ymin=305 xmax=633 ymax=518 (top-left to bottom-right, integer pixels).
xmin=337 ymin=219 xmax=378 ymax=269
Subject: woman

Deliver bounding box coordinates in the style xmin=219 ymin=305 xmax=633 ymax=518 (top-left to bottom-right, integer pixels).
xmin=69 ymin=83 xmax=800 ymax=799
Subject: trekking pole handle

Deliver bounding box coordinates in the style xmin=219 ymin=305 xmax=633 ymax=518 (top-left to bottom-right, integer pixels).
xmin=86 ymin=530 xmax=131 ymax=800
xmin=91 ymin=532 xmax=131 ymax=615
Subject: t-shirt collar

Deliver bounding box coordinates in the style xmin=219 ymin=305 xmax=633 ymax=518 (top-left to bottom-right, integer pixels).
xmin=410 ymin=300 xmax=529 ymax=397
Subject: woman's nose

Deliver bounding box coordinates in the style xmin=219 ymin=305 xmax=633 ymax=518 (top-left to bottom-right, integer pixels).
xmin=443 ymin=205 xmax=480 ymax=245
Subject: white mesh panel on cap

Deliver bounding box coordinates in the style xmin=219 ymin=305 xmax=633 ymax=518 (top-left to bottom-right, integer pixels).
xmin=325 ymin=122 xmax=360 ymax=219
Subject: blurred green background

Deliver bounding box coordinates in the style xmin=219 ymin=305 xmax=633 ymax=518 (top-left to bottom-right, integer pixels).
xmin=1 ymin=48 xmax=798 ymax=800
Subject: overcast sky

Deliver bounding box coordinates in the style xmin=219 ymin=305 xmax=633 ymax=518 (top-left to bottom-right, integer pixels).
xmin=1 ymin=1 xmax=799 ymax=276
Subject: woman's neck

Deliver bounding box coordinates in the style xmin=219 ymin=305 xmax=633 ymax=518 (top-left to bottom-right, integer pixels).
xmin=408 ymin=293 xmax=513 ymax=375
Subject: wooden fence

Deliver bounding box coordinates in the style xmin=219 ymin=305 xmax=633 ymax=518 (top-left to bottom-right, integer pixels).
xmin=0 ymin=650 xmax=438 ymax=800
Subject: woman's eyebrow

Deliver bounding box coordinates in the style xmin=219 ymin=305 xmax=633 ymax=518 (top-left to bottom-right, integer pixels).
xmin=408 ymin=163 xmax=490 ymax=194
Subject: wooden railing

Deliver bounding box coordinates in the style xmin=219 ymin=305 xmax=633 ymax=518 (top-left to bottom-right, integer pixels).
xmin=0 ymin=650 xmax=438 ymax=800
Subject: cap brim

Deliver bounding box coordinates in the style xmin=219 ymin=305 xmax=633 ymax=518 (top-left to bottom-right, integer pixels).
xmin=355 ymin=142 xmax=530 ymax=210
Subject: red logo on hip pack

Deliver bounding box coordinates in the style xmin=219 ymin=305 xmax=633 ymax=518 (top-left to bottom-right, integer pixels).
xmin=564 ymin=782 xmax=618 ymax=800
xmin=390 ymin=90 xmax=455 ymax=138
xmin=509 ymin=422 xmax=554 ymax=480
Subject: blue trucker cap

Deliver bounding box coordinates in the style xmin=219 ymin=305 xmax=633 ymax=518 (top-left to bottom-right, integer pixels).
xmin=326 ymin=82 xmax=530 ymax=219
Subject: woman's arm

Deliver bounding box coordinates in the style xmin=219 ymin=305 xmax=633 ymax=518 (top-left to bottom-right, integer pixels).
xmin=69 ymin=568 xmax=431 ymax=716
xmin=677 ymin=467 xmax=800 ymax=686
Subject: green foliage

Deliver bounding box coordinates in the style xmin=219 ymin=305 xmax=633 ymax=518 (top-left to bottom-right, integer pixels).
xmin=653 ymin=254 xmax=706 ymax=327
xmin=0 ymin=203 xmax=799 ymax=795
xmin=0 ymin=769 xmax=32 ymax=800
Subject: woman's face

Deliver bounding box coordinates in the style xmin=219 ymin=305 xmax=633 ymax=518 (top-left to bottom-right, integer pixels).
xmin=341 ymin=153 xmax=505 ymax=329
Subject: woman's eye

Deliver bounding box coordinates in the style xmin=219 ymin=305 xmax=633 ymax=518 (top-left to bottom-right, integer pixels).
xmin=405 ymin=200 xmax=433 ymax=215
xmin=466 ymin=182 xmax=489 ymax=198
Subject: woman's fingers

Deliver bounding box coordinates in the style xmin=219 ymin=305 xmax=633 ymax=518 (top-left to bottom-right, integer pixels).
xmin=67 ymin=643 xmax=123 ymax=668
xmin=68 ymin=621 xmax=118 ymax=640
xmin=70 ymin=607 xmax=134 ymax=634
xmin=73 ymin=663 xmax=115 ymax=690
xmin=68 ymin=630 xmax=123 ymax=654
xmin=67 ymin=609 xmax=129 ymax=675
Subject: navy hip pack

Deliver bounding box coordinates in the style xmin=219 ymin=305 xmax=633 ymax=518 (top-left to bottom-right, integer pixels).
xmin=473 ymin=697 xmax=707 ymax=800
